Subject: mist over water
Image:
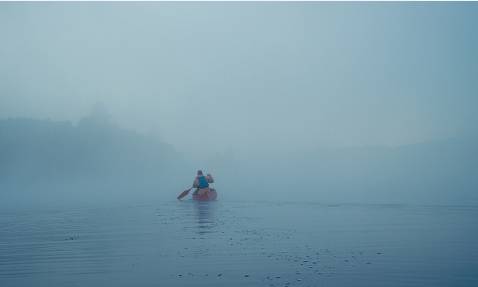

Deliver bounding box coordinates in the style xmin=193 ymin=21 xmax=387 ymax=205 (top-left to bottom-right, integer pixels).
xmin=1 ymin=2 xmax=478 ymax=287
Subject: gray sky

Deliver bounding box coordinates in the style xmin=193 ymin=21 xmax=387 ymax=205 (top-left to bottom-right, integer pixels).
xmin=1 ymin=3 xmax=477 ymax=156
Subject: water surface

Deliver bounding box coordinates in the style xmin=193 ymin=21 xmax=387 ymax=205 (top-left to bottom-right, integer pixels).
xmin=1 ymin=201 xmax=477 ymax=286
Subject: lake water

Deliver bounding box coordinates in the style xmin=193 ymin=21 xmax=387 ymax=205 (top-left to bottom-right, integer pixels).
xmin=1 ymin=200 xmax=477 ymax=287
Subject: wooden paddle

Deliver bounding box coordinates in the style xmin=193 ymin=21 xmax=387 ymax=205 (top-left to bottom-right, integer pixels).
xmin=177 ymin=187 xmax=193 ymax=200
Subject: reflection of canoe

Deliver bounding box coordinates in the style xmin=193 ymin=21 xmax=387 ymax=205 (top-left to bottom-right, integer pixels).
xmin=192 ymin=188 xmax=217 ymax=201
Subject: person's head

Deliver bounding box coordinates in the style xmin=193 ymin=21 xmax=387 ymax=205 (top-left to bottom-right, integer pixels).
xmin=197 ymin=170 xmax=203 ymax=176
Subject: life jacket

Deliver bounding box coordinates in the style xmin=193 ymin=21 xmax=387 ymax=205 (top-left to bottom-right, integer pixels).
xmin=197 ymin=175 xmax=209 ymax=189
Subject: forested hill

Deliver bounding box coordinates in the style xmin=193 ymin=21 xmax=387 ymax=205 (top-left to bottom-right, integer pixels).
xmin=0 ymin=116 xmax=185 ymax=204
xmin=211 ymin=136 xmax=478 ymax=205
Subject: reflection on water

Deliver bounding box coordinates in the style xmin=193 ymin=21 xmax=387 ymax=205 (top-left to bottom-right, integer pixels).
xmin=193 ymin=202 xmax=216 ymax=235
xmin=1 ymin=202 xmax=477 ymax=287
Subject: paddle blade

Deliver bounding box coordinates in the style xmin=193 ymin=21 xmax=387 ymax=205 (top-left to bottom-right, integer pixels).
xmin=177 ymin=188 xmax=191 ymax=200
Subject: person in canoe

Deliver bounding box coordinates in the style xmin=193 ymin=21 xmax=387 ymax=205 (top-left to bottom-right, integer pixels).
xmin=193 ymin=170 xmax=214 ymax=196
xmin=177 ymin=170 xmax=216 ymax=200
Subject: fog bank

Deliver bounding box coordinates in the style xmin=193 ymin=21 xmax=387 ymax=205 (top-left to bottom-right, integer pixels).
xmin=1 ymin=3 xmax=478 ymax=207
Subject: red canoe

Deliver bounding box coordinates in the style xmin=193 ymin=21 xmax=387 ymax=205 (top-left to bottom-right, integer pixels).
xmin=192 ymin=188 xmax=218 ymax=201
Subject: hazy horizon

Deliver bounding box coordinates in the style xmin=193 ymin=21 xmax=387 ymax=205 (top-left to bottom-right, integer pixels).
xmin=1 ymin=2 xmax=477 ymax=158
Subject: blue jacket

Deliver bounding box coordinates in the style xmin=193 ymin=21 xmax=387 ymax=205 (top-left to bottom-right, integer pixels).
xmin=197 ymin=175 xmax=209 ymax=188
